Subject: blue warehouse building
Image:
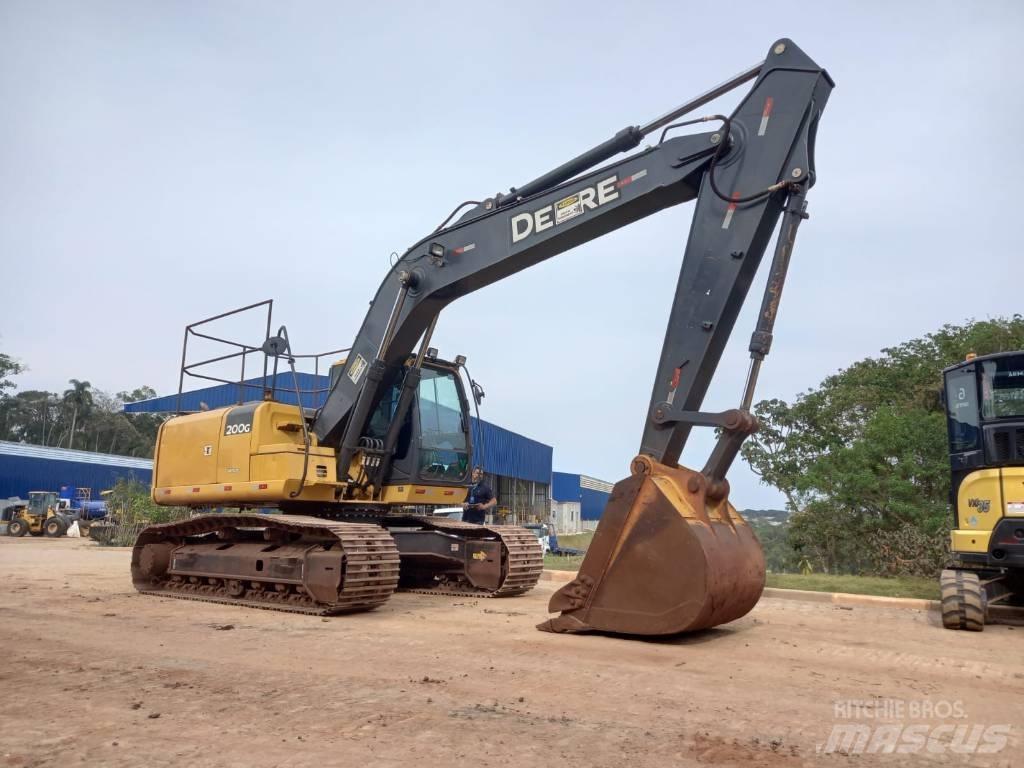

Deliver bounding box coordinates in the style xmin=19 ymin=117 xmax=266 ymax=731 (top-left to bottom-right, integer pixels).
xmin=551 ymin=471 xmax=614 ymax=533
xmin=0 ymin=377 xmax=613 ymax=530
xmin=0 ymin=441 xmax=153 ymax=501
xmin=123 ymin=376 xmax=553 ymax=522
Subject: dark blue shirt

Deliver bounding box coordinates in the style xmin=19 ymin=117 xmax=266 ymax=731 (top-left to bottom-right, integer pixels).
xmin=467 ymin=482 xmax=494 ymax=507
xmin=465 ymin=482 xmax=494 ymax=524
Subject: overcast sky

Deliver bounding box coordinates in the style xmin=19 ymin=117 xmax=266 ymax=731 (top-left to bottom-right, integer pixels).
xmin=2 ymin=1 xmax=1022 ymax=508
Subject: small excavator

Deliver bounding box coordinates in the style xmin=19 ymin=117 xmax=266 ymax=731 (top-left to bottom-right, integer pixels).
xmin=132 ymin=38 xmax=833 ymax=636
xmin=941 ymin=351 xmax=1024 ymax=630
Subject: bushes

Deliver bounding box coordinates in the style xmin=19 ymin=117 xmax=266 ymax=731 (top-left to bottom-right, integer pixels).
xmin=100 ymin=479 xmax=190 ymax=546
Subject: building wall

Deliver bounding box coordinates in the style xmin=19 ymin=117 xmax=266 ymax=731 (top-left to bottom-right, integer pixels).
xmin=551 ymin=500 xmax=581 ymax=534
xmin=551 ymin=472 xmax=580 ymax=507
xmin=469 ymin=419 xmax=551 ymax=485
xmin=0 ymin=441 xmax=153 ymax=500
xmin=552 ymin=471 xmax=613 ymax=522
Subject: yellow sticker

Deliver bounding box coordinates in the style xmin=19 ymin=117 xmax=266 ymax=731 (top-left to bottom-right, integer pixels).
xmin=555 ymin=193 xmax=583 ymax=225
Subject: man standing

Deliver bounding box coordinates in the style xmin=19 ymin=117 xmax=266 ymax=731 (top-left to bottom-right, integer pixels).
xmin=463 ymin=466 xmax=496 ymax=525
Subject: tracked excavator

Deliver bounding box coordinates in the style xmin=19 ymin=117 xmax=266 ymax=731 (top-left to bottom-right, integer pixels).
xmin=132 ymin=38 xmax=833 ymax=636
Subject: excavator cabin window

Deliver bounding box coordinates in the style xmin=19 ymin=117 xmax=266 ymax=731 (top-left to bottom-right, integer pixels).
xmin=363 ymin=366 xmax=470 ymax=482
xmin=417 ymin=368 xmax=469 ymax=481
xmin=946 ymin=367 xmax=981 ymax=454
xmin=367 ymin=379 xmax=401 ymax=442
xmin=980 ymin=357 xmax=1024 ymax=419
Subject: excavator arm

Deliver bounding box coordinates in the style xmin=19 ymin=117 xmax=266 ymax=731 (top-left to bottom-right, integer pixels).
xmin=311 ymin=38 xmax=833 ymax=635
xmin=315 ymin=38 xmax=831 ymax=466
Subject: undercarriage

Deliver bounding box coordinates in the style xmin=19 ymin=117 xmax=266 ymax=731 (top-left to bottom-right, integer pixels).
xmin=940 ymin=564 xmax=1024 ymax=631
xmin=131 ymin=513 xmax=544 ymax=615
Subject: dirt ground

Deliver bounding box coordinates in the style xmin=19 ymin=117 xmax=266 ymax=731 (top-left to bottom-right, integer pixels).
xmin=0 ymin=537 xmax=1020 ymax=768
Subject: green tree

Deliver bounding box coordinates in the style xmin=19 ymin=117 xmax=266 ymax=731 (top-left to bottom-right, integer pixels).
xmin=62 ymin=378 xmax=94 ymax=450
xmin=2 ymin=390 xmax=60 ymax=445
xmin=0 ymin=346 xmax=161 ymax=457
xmin=742 ymin=315 xmax=1024 ymax=576
xmin=117 ymin=386 xmax=162 ymax=456
xmin=0 ymin=351 xmax=23 ymax=394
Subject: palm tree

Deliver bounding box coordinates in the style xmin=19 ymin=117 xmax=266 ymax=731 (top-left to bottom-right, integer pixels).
xmin=63 ymin=379 xmax=93 ymax=450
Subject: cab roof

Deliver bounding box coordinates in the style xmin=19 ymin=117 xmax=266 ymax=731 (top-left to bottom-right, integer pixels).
xmin=942 ymin=349 xmax=1024 ymax=375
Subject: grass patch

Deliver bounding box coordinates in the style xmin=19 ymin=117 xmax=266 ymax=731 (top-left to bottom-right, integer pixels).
xmin=554 ymin=531 xmax=594 ymax=550
xmin=541 ymin=531 xmax=939 ymax=600
xmin=543 ymin=531 xmax=594 ymax=571
xmin=766 ymin=573 xmax=939 ymax=600
xmin=544 ymin=554 xmax=586 ymax=571
xmin=542 ymin=548 xmax=939 ymax=599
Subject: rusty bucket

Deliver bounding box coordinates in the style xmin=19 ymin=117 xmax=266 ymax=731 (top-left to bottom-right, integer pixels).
xmin=538 ymin=456 xmax=765 ymax=636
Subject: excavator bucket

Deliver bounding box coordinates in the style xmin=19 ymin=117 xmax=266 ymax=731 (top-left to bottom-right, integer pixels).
xmin=539 ymin=457 xmax=765 ymax=636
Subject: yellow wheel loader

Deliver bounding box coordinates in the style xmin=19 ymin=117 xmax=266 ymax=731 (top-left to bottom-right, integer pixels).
xmin=132 ymin=38 xmax=833 ymax=635
xmin=6 ymin=492 xmax=72 ymax=538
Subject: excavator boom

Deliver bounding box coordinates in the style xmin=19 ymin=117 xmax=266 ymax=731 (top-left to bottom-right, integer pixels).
xmin=314 ymin=39 xmax=832 ymax=470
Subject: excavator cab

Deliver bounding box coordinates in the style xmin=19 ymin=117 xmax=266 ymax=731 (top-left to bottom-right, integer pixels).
xmin=940 ymin=351 xmax=1024 ymax=630
xmin=327 ymin=356 xmax=472 ymax=487
xmin=361 ymin=359 xmax=472 ymax=493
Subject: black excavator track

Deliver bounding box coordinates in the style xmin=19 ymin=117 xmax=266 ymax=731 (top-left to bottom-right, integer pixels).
xmin=393 ymin=517 xmax=544 ymax=598
xmin=131 ymin=513 xmax=543 ymax=615
xmin=131 ymin=514 xmax=401 ymax=616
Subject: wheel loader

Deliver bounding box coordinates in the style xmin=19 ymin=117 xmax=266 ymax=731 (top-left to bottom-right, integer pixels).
xmin=6 ymin=491 xmax=73 ymax=538
xmin=131 ymin=38 xmax=833 ymax=636
xmin=940 ymin=351 xmax=1024 ymax=630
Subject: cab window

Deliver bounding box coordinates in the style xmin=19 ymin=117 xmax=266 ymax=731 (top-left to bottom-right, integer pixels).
xmin=945 ymin=368 xmax=980 ymax=453
xmin=417 ymin=369 xmax=468 ymax=481
xmin=980 ymin=357 xmax=1024 ymax=419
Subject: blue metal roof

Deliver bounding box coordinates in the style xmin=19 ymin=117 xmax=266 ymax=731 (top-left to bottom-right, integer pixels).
xmin=471 ymin=419 xmax=552 ymax=485
xmin=0 ymin=441 xmax=152 ymax=500
xmin=124 ymin=379 xmax=552 ymax=484
xmin=0 ymin=441 xmax=152 ymax=469
xmin=123 ymin=373 xmax=330 ymax=413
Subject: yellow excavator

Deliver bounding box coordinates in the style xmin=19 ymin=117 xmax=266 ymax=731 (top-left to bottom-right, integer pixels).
xmin=132 ymin=38 xmax=833 ymax=635
xmin=941 ymin=351 xmax=1024 ymax=630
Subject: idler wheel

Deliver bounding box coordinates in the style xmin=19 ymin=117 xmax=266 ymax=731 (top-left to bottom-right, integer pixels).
xmin=137 ymin=542 xmax=175 ymax=582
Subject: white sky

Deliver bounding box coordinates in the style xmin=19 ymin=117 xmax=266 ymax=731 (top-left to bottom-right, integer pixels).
xmin=2 ymin=1 xmax=1022 ymax=508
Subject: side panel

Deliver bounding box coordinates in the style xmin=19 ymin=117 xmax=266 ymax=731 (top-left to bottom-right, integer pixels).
xmin=217 ymin=404 xmax=256 ymax=483
xmin=153 ymin=411 xmax=223 ymax=488
xmin=380 ymin=484 xmax=467 ymax=505
xmin=153 ymin=402 xmax=342 ymax=506
xmin=1002 ymin=466 xmax=1024 ymax=518
xmin=951 ymin=468 xmax=1003 ymax=553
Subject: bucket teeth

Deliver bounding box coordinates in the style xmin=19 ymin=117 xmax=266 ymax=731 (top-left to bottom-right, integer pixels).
xmin=540 ymin=461 xmax=765 ymax=636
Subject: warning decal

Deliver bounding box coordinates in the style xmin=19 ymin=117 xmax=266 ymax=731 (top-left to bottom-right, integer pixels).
xmin=555 ymin=193 xmax=584 ymax=225
xmin=347 ymin=354 xmax=368 ymax=385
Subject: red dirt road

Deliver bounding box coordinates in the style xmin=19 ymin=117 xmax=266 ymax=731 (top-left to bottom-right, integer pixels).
xmin=0 ymin=537 xmax=1020 ymax=767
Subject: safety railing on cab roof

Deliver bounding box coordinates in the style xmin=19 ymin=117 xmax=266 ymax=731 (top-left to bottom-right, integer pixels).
xmin=176 ymin=299 xmax=349 ymax=416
